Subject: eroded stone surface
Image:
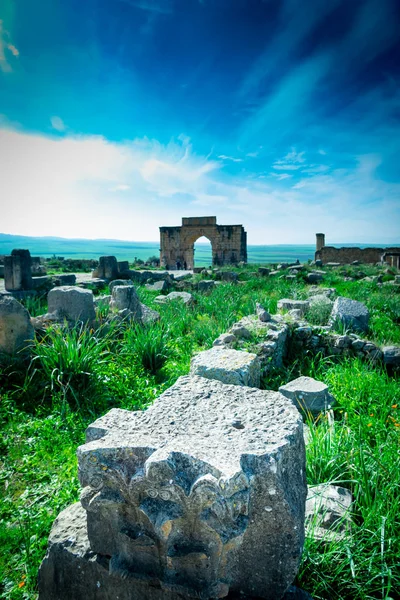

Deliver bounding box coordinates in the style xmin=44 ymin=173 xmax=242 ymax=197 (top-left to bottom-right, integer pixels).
xmin=77 ymin=376 xmax=306 ymax=599
xmin=0 ymin=295 xmax=34 ymax=356
xmin=331 ymin=297 xmax=369 ymax=332
xmin=110 ymin=285 xmax=143 ymax=321
xmin=190 ymin=348 xmax=260 ymax=387
xmin=39 ymin=502 xmax=310 ymax=600
xmin=47 ymin=286 xmax=96 ymax=323
xmin=279 ymin=376 xmax=335 ymax=415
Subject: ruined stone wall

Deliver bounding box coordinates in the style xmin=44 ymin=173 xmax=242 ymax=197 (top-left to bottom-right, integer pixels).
xmin=316 ymin=246 xmax=400 ymax=265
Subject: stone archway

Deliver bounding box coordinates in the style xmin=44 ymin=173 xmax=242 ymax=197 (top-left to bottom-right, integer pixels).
xmin=159 ymin=217 xmax=247 ymax=269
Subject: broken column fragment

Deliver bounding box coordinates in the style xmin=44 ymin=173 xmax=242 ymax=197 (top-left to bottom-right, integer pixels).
xmin=39 ymin=376 xmax=307 ymax=600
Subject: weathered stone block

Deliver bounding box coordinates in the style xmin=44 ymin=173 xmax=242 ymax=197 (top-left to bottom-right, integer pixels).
xmin=190 ymin=348 xmax=260 ymax=387
xmin=110 ymin=285 xmax=142 ymax=321
xmin=279 ymin=376 xmax=335 ymax=415
xmin=277 ymin=299 xmax=310 ymax=315
xmin=331 ymin=296 xmax=369 ymax=332
xmin=258 ymin=267 xmax=270 ymax=276
xmin=97 ymin=256 xmax=119 ymax=280
xmin=0 ymin=295 xmax=34 ymax=356
xmin=47 ymin=286 xmax=96 ymax=323
xmin=4 ymin=249 xmax=32 ymax=291
xmin=76 ymin=376 xmax=306 ymax=599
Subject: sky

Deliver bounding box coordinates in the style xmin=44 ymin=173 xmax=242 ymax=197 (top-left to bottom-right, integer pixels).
xmin=0 ymin=0 xmax=399 ymax=244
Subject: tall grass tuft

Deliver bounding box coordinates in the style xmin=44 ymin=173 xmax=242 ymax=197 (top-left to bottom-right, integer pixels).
xmin=124 ymin=321 xmax=171 ymax=375
xmin=31 ymin=323 xmax=110 ymax=414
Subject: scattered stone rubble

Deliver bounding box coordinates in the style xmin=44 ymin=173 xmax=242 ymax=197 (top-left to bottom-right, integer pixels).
xmin=39 ymin=376 xmax=307 ymax=600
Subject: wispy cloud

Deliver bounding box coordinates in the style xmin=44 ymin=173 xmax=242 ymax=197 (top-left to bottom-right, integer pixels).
xmin=50 ymin=116 xmax=66 ymax=132
xmin=218 ymin=154 xmax=243 ymax=163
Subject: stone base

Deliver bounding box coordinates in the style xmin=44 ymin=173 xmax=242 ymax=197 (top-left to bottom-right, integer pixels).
xmin=38 ymin=503 xmax=312 ymax=600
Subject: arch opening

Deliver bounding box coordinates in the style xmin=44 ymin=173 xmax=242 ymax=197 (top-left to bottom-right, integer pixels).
xmin=193 ymin=236 xmax=213 ymax=268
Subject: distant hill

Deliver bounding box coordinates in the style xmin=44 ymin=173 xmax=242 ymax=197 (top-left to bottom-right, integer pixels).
xmin=0 ymin=233 xmax=398 ymax=266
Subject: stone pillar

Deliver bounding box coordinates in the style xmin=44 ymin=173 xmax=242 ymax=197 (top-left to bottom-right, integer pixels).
xmin=4 ymin=249 xmax=32 ymax=291
xmin=316 ymin=233 xmax=325 ymax=252
xmin=98 ymin=256 xmax=119 ymax=280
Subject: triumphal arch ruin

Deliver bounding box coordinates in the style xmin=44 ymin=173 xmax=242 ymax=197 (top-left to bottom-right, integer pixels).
xmin=160 ymin=216 xmax=247 ymax=269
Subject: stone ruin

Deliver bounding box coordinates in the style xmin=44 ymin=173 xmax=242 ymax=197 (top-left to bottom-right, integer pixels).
xmin=314 ymin=233 xmax=400 ymax=267
xmin=39 ymin=376 xmax=307 ymax=600
xmin=2 ymin=249 xmax=53 ymax=294
xmin=160 ymin=217 xmax=247 ymax=269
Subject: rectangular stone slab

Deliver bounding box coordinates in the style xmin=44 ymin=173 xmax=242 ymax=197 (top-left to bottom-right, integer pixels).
xmin=77 ymin=376 xmax=307 ymax=600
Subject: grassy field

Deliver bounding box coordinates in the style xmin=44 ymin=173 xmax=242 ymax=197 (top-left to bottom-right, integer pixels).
xmin=0 ymin=265 xmax=399 ymax=599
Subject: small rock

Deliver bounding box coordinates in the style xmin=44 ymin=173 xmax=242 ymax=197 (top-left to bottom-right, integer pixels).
xmin=256 ymin=302 xmax=271 ymax=322
xmin=382 ymin=346 xmax=400 ymax=367
xmin=230 ymin=323 xmax=252 ymax=339
xmin=213 ymin=333 xmax=236 ymax=347
xmin=258 ymin=267 xmax=270 ymax=276
xmin=145 ymin=280 xmax=168 ymax=292
xmin=154 ymin=291 xmax=193 ymax=305
xmin=279 ymin=376 xmax=335 ymax=415
xmin=307 ymin=272 xmax=323 ymax=284
xmin=197 ymin=279 xmax=215 ymax=293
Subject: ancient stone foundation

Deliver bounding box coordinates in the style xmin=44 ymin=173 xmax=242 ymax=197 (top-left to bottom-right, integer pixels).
xmin=39 ymin=376 xmax=307 ymax=600
xmin=160 ymin=217 xmax=247 ymax=269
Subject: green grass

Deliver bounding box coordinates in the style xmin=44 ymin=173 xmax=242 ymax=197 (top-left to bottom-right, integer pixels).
xmin=0 ymin=266 xmax=399 ymax=599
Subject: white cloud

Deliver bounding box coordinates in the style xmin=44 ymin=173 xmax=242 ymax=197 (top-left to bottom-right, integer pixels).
xmin=50 ymin=116 xmax=66 ymax=132
xmin=0 ymin=125 xmax=398 ymax=245
xmin=110 ymin=183 xmax=131 ymax=192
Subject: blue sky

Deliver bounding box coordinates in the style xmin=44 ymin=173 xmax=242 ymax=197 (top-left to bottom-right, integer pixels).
xmin=0 ymin=0 xmax=399 ymax=244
